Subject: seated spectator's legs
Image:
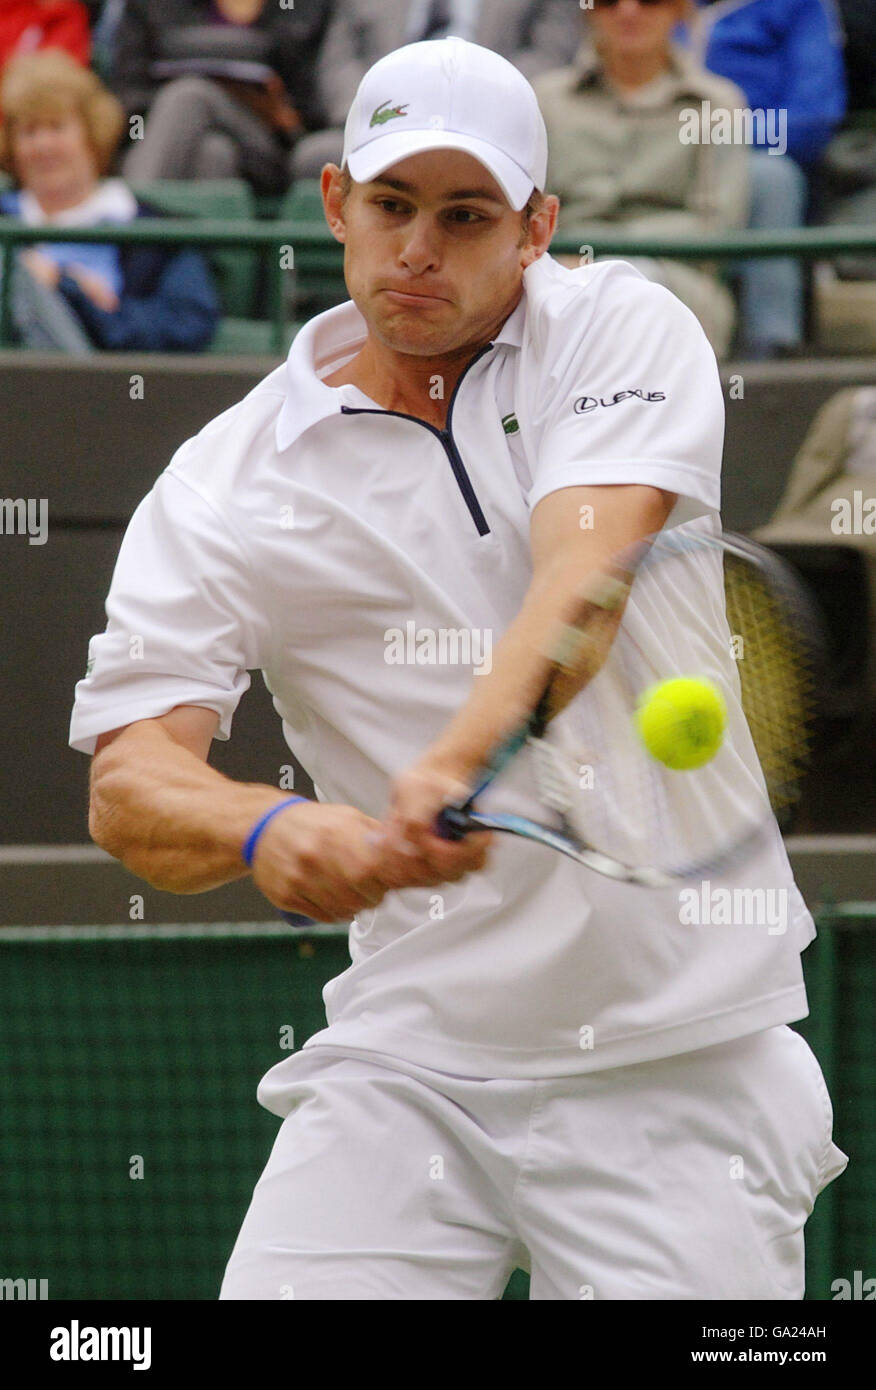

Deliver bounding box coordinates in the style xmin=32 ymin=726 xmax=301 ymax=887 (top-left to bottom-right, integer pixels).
xmin=737 ymin=151 xmax=809 ymax=358
xmin=5 ymin=260 xmax=95 ymax=355
xmin=290 ymin=128 xmax=345 ymax=182
xmin=192 ymin=131 xmax=239 ymax=182
xmin=124 ymin=76 xmax=289 ymax=194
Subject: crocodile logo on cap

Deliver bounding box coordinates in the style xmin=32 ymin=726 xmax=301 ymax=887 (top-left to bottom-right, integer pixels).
xmin=370 ymin=100 xmax=410 ymax=127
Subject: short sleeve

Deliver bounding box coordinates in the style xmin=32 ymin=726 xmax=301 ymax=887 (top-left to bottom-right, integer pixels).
xmin=69 ymin=467 xmax=270 ymax=755
xmin=523 ymin=262 xmax=725 ymax=517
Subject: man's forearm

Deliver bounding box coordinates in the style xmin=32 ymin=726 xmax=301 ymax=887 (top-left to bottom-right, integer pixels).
xmin=425 ymin=486 xmax=676 ymax=782
xmin=89 ymin=722 xmax=291 ymax=894
xmin=428 ymin=553 xmax=626 ymax=779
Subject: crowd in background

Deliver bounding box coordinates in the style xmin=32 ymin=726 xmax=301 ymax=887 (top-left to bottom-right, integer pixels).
xmin=0 ymin=0 xmax=872 ymax=357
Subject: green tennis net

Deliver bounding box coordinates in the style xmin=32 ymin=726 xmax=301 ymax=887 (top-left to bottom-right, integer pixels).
xmin=0 ymin=910 xmax=872 ymax=1301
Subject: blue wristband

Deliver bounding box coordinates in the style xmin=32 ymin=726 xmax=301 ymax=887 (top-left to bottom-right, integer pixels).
xmin=242 ymin=796 xmax=307 ymax=868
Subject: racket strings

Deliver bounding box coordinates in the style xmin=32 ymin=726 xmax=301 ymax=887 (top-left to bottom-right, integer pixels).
xmin=723 ymin=559 xmax=816 ymax=813
xmin=539 ymin=662 xmax=682 ymax=871
xmin=467 ymin=530 xmax=823 ymax=883
xmin=531 ymin=545 xmax=818 ymax=877
xmin=531 ymin=738 xmax=578 ymax=819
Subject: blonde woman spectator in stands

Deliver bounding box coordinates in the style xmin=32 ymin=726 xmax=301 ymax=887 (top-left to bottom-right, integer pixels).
xmin=532 ymin=0 xmax=750 ymax=360
xmin=0 ymin=51 xmax=219 ymax=352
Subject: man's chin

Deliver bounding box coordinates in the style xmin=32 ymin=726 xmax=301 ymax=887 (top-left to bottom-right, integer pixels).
xmin=372 ymin=313 xmax=461 ymax=358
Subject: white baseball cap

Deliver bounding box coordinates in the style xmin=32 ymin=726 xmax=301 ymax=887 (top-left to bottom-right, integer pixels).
xmin=341 ymin=38 xmax=549 ymax=212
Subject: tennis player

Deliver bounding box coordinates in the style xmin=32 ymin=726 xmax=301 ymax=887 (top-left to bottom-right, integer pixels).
xmin=70 ymin=38 xmax=847 ymax=1300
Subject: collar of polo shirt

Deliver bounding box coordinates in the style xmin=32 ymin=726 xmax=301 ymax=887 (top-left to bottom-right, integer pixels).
xmin=275 ymin=277 xmax=529 ymax=454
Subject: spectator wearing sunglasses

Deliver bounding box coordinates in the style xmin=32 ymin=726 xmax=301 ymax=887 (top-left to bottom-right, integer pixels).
xmin=533 ymin=0 xmax=750 ymax=360
xmin=688 ymin=0 xmax=848 ymax=359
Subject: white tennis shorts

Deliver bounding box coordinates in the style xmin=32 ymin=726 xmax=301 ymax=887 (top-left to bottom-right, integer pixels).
xmin=219 ymin=1024 xmax=848 ymax=1300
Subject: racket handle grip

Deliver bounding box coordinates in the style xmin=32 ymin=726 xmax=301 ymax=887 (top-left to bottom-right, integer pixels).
xmin=435 ymin=806 xmax=473 ymax=841
xmin=279 ymin=910 xmax=316 ymax=928
xmin=282 ymin=811 xmax=475 ymax=920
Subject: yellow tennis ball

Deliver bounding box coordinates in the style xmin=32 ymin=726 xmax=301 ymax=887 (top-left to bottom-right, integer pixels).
xmin=635 ymin=677 xmax=727 ymax=770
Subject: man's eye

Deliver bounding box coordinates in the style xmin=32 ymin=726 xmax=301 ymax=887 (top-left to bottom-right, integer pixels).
xmin=377 ymin=199 xmax=407 ymax=214
xmin=448 ymin=210 xmax=485 ymax=224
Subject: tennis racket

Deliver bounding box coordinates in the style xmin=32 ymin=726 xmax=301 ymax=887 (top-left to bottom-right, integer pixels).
xmin=279 ymin=523 xmax=824 ymax=923
xmin=434 ymin=525 xmax=824 ymax=887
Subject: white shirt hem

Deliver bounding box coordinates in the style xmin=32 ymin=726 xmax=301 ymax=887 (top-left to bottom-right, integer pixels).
xmin=287 ymin=983 xmax=810 ymax=1085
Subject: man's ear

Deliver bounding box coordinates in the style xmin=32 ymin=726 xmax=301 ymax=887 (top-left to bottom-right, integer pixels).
xmin=521 ymin=194 xmax=560 ymax=268
xmin=321 ymin=164 xmax=347 ymax=244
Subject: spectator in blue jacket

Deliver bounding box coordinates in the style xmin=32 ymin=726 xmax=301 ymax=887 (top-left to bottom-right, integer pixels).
xmin=694 ymin=0 xmax=846 ymax=166
xmin=689 ymin=0 xmax=848 ymax=357
xmin=0 ymin=49 xmax=219 ymax=353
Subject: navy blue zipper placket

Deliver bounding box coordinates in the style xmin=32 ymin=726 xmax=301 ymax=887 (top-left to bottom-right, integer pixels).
xmin=340 ymin=342 xmax=496 ymax=537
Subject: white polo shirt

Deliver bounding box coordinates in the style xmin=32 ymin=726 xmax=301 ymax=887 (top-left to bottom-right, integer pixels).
xmin=70 ymin=255 xmax=814 ymax=1079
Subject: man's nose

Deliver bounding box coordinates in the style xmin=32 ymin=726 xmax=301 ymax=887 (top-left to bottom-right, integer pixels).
xmin=399 ymin=216 xmax=442 ymax=272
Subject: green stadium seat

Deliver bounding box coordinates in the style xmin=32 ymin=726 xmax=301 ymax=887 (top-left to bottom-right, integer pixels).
xmin=278 ymin=179 xmax=325 ymax=222
xmin=254 ymin=193 xmax=284 ymax=220
xmin=127 ymin=178 xmax=259 ymax=319
xmin=127 ymin=179 xmax=308 ymax=354
xmin=277 ymin=179 xmax=346 ymax=315
xmin=208 ymin=317 xmax=300 ymax=357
